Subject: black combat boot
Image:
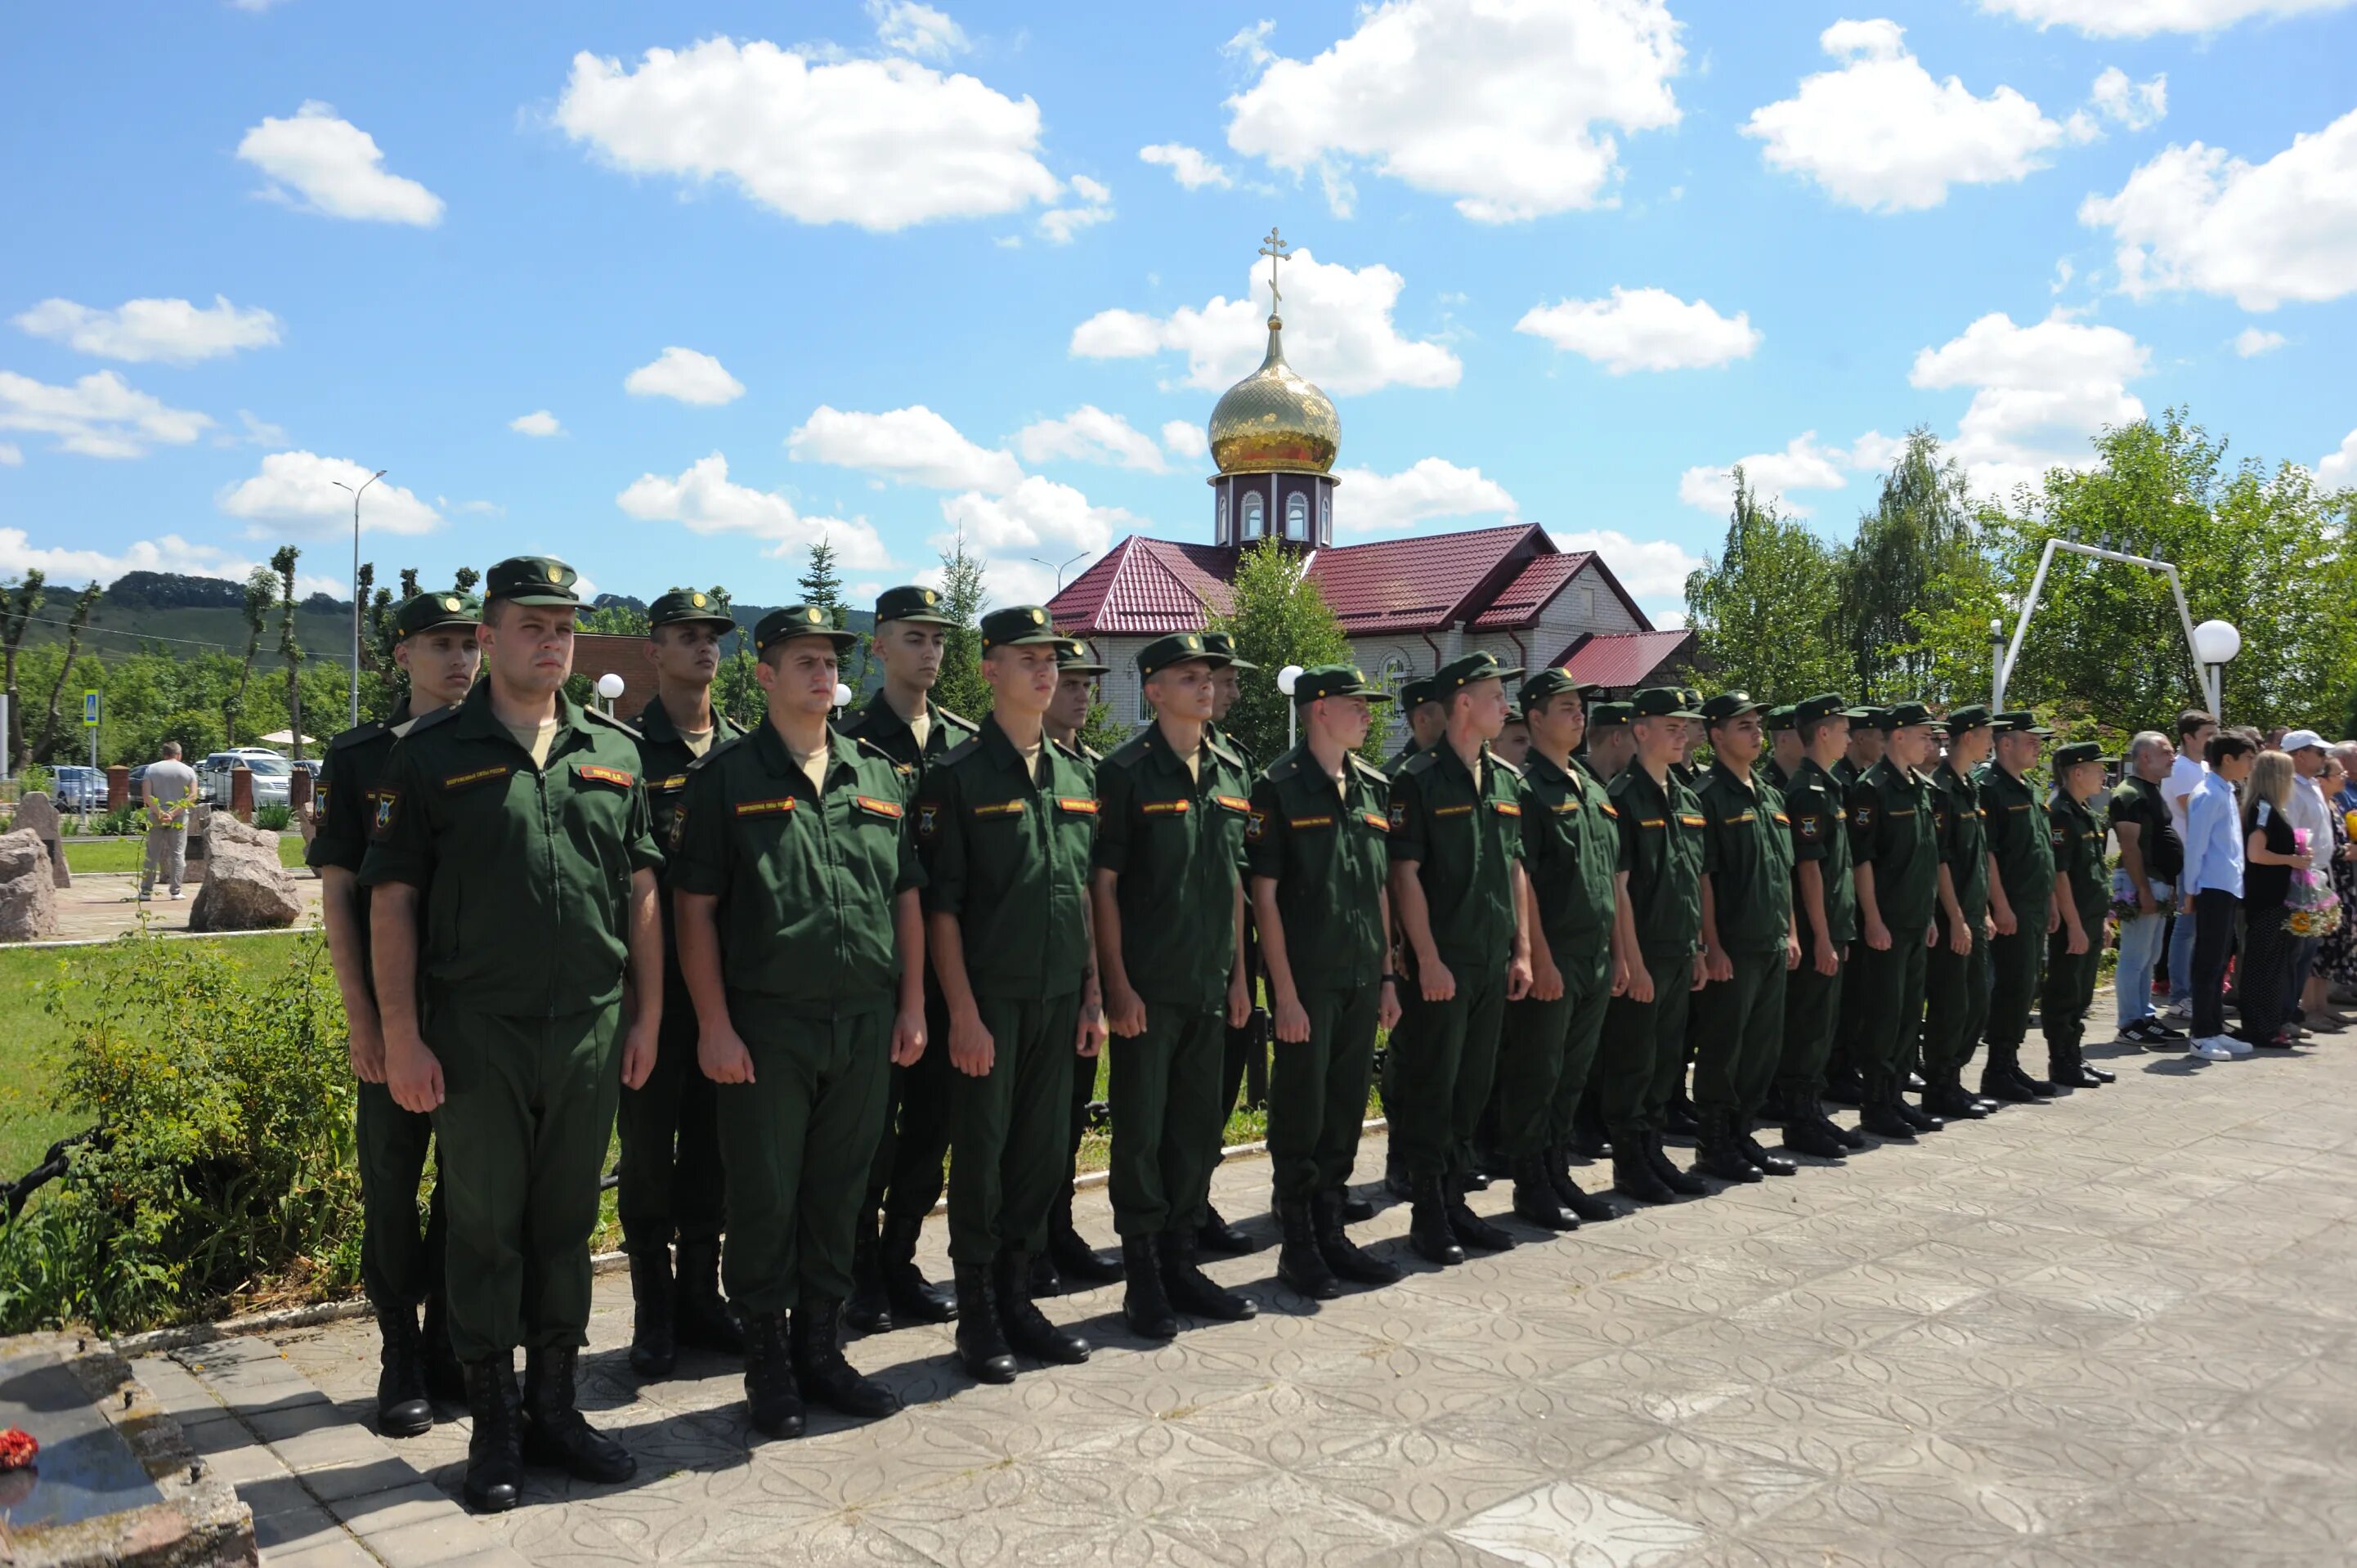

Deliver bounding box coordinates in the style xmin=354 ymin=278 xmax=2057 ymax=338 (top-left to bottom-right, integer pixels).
xmin=1736 ymin=1116 xmax=1797 ymax=1176
xmin=1029 ymin=1251 xmax=1064 ymax=1298
xmin=1160 ymin=1230 xmax=1258 ymax=1320
xmin=1896 ymin=1088 xmax=1946 ymax=1134
xmin=1510 ymin=1156 xmax=1579 ymax=1231
xmin=880 ymin=1213 xmax=957 ymax=1324
xmin=1545 ymin=1145 xmax=1618 ymax=1221
xmin=1694 ymin=1109 xmax=1764 ymax=1184
xmin=1978 ymin=1045 xmax=2038 ymax=1104
xmin=1664 ymin=1091 xmax=1701 ymax=1139
xmin=2048 ymin=1042 xmax=2103 ymax=1090
xmin=1645 ymin=1133 xmax=1709 ymax=1196
xmin=1858 ymin=1073 xmax=1918 ymax=1139
xmin=1445 ymin=1175 xmax=1519 ymax=1251
xmin=846 ymin=1207 xmax=892 ymax=1333
xmin=1275 ymin=1197 xmax=1342 ymax=1297
xmin=1196 ymin=1203 xmax=1260 ymax=1255
xmin=791 ymin=1298 xmax=901 ymax=1416
xmin=742 ymin=1311 xmax=804 ymax=1439
xmin=626 ymin=1245 xmax=677 ymax=1378
xmin=520 ymin=1346 xmax=635 ymax=1485
xmin=1611 ymin=1130 xmax=1676 ymax=1203
xmin=1567 ymin=1095 xmax=1609 ymax=1161
xmin=673 ymin=1239 xmax=743 ymax=1355
xmin=373 ymin=1304 xmax=432 ymax=1438
xmin=1121 ymin=1236 xmax=1179 ymax=1339
xmin=1311 ymin=1189 xmax=1402 ymax=1285
xmin=1338 ymin=1189 xmax=1378 ymax=1223
xmin=1822 ymin=1057 xmax=1866 ymax=1106
xmin=1779 ymin=1091 xmax=1849 ymax=1159
xmin=460 ymin=1356 xmax=522 ymax=1514
xmin=1046 ymin=1189 xmax=1124 ymax=1284
xmin=1407 ymin=1172 xmax=1464 ymax=1264
xmin=1384 ymin=1151 xmax=1414 ymax=1201
xmin=421 ymin=1290 xmax=466 ymax=1406
xmin=993 ymin=1251 xmax=1091 ymax=1364
xmin=1817 ymin=1095 xmax=1871 ymax=1150
xmin=1923 ymin=1071 xmax=1987 ymax=1119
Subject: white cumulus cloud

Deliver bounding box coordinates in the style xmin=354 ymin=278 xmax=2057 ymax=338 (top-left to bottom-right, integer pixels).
xmin=0 ymin=370 xmax=213 ymax=459
xmin=1139 ymin=143 xmax=1232 ymax=190
xmin=1039 ymin=174 xmax=1113 ymax=244
xmin=1071 ymin=246 xmax=1459 ymax=394
xmin=0 ymin=528 xmax=335 ymax=594
xmin=2317 ymin=428 xmax=2357 ymax=489
xmin=554 ymin=37 xmax=1062 ymax=232
xmin=1744 ymin=19 xmax=2068 ymax=213
xmin=616 ymin=452 xmax=893 ymax=566
xmin=1224 ymin=0 xmax=1683 ymax=222
xmin=13 ymin=296 xmax=282 ymax=365
xmin=1014 ymin=405 xmax=1167 ymax=473
xmin=217 ymin=451 xmax=442 ymax=535
xmin=2087 ymin=66 xmax=2167 ymax=131
xmin=510 ymin=410 xmax=564 ymax=437
xmin=868 ymin=0 xmax=970 ymax=59
xmin=2234 ymin=327 xmax=2288 ymax=356
xmin=1550 ymin=527 xmax=1704 ymax=607
xmin=624 ymin=347 xmax=745 ymax=405
xmin=1515 ymin=286 xmax=1761 ymax=374
xmin=2079 ymin=106 xmax=2357 ymax=310
xmin=0 ymin=444 xmax=20 ymax=466
xmin=1911 ymin=311 xmax=2150 ymax=498
xmin=236 ymin=102 xmax=444 ymax=225
xmin=788 ymin=405 xmax=1024 ymax=491
xmin=939 ymin=474 xmax=1133 ymax=557
xmin=1162 ymin=419 xmax=1209 ymax=461
xmin=1676 ymin=432 xmax=1902 ymax=517
xmin=1974 ymin=0 xmax=2352 ymax=36
xmin=1333 ymin=458 xmax=1517 ymax=536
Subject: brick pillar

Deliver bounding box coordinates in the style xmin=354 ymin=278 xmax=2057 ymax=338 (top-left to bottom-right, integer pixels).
xmin=106 ymin=765 xmax=129 ymax=810
xmin=230 ymin=766 xmax=254 ymax=823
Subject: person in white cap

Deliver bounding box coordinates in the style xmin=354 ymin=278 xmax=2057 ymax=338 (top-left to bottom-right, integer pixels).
xmin=2280 ymin=730 xmax=2346 ymax=1036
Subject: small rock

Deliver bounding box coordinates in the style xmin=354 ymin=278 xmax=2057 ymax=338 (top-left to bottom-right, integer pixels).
xmin=0 ymin=827 xmax=60 ymax=940
xmin=186 ymin=815 xmax=302 ymax=931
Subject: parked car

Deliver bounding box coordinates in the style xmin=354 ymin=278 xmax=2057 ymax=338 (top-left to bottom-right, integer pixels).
xmin=195 ymin=748 xmax=294 ymax=809
xmin=50 ymin=764 xmax=105 ymax=811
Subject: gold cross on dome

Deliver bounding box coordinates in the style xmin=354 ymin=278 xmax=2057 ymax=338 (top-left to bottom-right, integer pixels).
xmin=1257 ymin=226 xmax=1292 ymax=309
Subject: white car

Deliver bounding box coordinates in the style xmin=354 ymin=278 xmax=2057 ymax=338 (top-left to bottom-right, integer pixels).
xmin=195 ymin=749 xmax=294 ymax=809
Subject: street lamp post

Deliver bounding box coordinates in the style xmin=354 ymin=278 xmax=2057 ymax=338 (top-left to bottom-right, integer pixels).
xmin=2192 ymin=619 xmax=2242 ymax=721
xmin=1030 ymin=551 xmax=1091 ymax=593
xmin=331 ymin=468 xmax=386 ymax=728
xmin=1278 ymin=664 xmax=1304 ymax=748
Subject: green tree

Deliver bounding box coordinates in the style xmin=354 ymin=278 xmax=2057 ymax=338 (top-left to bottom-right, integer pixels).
xmin=799 ymin=536 xmax=848 ymax=629
xmin=3 ymin=570 xmax=45 ymax=773
xmin=1683 ymin=468 xmax=1851 ymax=701
xmin=271 ymin=548 xmax=306 ymax=759
xmin=34 ymin=581 xmax=101 ymax=762
xmin=929 ymin=530 xmax=992 ymax=722
xmin=1206 ymin=538 xmax=1364 ymax=766
xmin=1839 ymin=429 xmax=1978 ymax=701
xmin=226 ymin=567 xmax=276 ymax=747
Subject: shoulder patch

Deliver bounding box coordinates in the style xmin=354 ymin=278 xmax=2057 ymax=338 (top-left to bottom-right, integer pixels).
xmin=1400 ymin=750 xmax=1440 ymax=777
xmin=582 ymin=708 xmax=643 ymax=739
xmin=934 ymin=706 xmax=976 ymax=732
xmin=1348 ymin=753 xmax=1390 ymax=784
xmin=688 ymin=732 xmax=751 ymax=772
xmin=399 ymin=703 xmax=463 ymax=739
xmin=936 ymin=736 xmax=984 ymax=768
xmin=329 ymin=719 xmax=388 ymax=753
xmin=1490 ymin=754 xmax=1523 ymax=780
xmin=1105 ymin=731 xmax=1153 ymax=767
xmin=1203 ymin=734 xmax=1244 ymax=771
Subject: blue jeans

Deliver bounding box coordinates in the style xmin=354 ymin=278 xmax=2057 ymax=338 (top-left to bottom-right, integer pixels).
xmin=2167 ymin=901 xmax=2198 ymax=1007
xmin=2113 ymin=877 xmax=2173 ymax=1024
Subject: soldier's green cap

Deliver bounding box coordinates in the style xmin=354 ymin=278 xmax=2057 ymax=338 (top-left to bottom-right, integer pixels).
xmin=1293 ymin=664 xmax=1394 ymax=705
xmin=755 ymin=603 xmax=858 ymax=653
xmin=1055 ymin=637 xmax=1109 ymax=676
xmin=1995 ymin=709 xmax=2055 ymax=737
xmin=1137 ymin=630 xmax=1230 ymax=679
xmin=1943 ymin=704 xmax=1996 ymax=734
xmin=1679 ymin=687 xmax=1704 ymax=710
xmin=1854 ymin=706 xmax=1898 ymax=731
xmin=1765 ymin=705 xmax=1797 ymax=732
xmin=1401 ymin=676 xmax=1441 ymax=708
xmin=1503 ymin=706 xmax=1526 ymax=725
xmin=1199 ymin=631 xmax=1258 ymax=672
xmin=1432 ymin=650 xmax=1522 ymax=698
xmin=979 ymin=604 xmax=1060 ymax=650
xmin=1518 ymin=669 xmax=1599 ymax=712
xmin=2053 ymin=740 xmax=2111 ymax=770
xmin=484 ymin=554 xmax=581 ymax=607
xmin=1699 ymin=691 xmax=1767 ymax=725
xmin=1888 ymin=701 xmax=1938 ymax=728
xmin=1791 ymin=692 xmax=1869 ymax=728
xmin=873 ymin=584 xmax=956 ymax=626
xmin=648 ymin=587 xmax=737 ymax=630
xmin=1629 ymin=687 xmax=1705 ymax=720
xmin=1589 ymin=701 xmax=1633 ymax=729
xmin=393 ymin=589 xmax=481 ymax=639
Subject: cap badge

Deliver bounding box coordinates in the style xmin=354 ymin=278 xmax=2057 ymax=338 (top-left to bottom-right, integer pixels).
xmin=922 ymin=589 xmax=939 ymax=605
xmin=543 ymin=564 xmax=561 ymax=582
xmin=441 ymin=597 xmax=459 ymax=612
xmin=692 ymin=592 xmax=707 ymax=607
xmin=806 ymin=607 xmax=822 ymax=623
xmin=1030 ymin=607 xmax=1045 ymax=624
xmin=1185 ymin=635 xmax=1199 ymax=649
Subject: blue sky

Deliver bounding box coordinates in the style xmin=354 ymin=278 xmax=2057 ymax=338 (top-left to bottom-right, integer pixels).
xmin=3 ymin=0 xmax=2352 ymax=628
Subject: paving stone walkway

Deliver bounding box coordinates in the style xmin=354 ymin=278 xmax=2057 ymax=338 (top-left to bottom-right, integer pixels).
xmin=147 ymin=997 xmax=2357 ymax=1568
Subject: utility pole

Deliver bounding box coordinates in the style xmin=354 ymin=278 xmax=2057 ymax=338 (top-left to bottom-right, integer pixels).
xmin=331 ymin=468 xmax=386 ymax=728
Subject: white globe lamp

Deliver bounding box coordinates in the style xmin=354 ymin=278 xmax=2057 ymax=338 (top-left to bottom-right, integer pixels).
xmin=2191 ymin=620 xmax=2241 ymax=666
xmin=834 ymin=682 xmax=854 ymax=710
xmin=594 ymin=673 xmax=625 ymax=700
xmin=1278 ymin=663 xmax=1305 ymax=746
xmin=1277 ymin=664 xmax=1304 ymax=696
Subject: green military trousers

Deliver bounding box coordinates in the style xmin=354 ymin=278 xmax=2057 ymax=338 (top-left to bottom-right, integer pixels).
xmin=1846 ymin=935 xmax=1928 ymax=1081
xmin=1595 ymin=949 xmax=1694 ymax=1136
xmin=1108 ymin=1001 xmax=1226 ymax=1236
xmin=716 ymin=1001 xmax=893 ymax=1316
xmin=1494 ymin=944 xmax=1612 ymax=1160
xmin=1921 ymin=923 xmax=1992 ymax=1078
xmin=1268 ymin=983 xmax=1381 ymax=1202
xmin=425 ymin=995 xmax=621 ymax=1364
xmin=1691 ymin=948 xmax=1790 ymax=1119
xmin=1775 ymin=957 xmax=1845 ymax=1104
xmin=2040 ymin=932 xmax=2101 ymax=1054
xmin=1986 ymin=930 xmax=2043 ymax=1051
xmin=1382 ymin=961 xmax=1508 ymax=1183
xmin=356 ymin=1081 xmax=446 ymax=1310
xmin=948 ymin=991 xmax=1081 ymax=1266
xmin=614 ymin=974 xmax=726 ymax=1255
xmin=867 ymin=988 xmax=956 ymax=1223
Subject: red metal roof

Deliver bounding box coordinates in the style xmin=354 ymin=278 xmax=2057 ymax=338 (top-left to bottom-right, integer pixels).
xmin=1549 ymin=629 xmax=1696 ymax=689
xmin=1305 ymin=523 xmax=1538 ymax=635
xmin=1468 ymin=551 xmax=1593 ymax=629
xmin=1048 ymin=536 xmax=1237 ymax=635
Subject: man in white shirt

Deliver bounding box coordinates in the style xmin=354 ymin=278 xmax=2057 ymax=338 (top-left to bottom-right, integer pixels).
xmin=2161 ymin=710 xmax=2214 ymax=1019
xmin=138 ymin=741 xmax=200 ymax=900
xmin=2281 ymin=729 xmax=2341 ymax=1035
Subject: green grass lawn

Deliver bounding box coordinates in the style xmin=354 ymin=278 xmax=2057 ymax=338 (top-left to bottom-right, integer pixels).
xmin=61 ymin=836 xmax=309 ymax=875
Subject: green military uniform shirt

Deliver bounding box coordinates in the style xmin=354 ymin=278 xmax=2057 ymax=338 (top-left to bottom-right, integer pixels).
xmin=836 ymin=688 xmax=977 ymax=778
xmin=2050 ymin=788 xmax=2108 ymax=931
xmin=360 ymin=683 xmax=661 ymax=1015
xmin=1783 ymin=757 xmax=1857 ymax=946
xmin=1606 ymin=763 xmax=1704 ymax=957
xmin=669 ymin=724 xmax=921 ymax=1014
xmin=1846 ymin=759 xmax=1939 ymax=932
xmin=1382 ymin=738 xmax=1422 ymax=777
xmin=1833 ymin=756 xmax=1865 ymax=790
xmin=1695 ymin=761 xmax=1795 ymax=954
xmin=1245 ymin=744 xmax=1392 ymax=992
xmin=1092 ymin=724 xmax=1252 ymax=1007
xmin=633 ymin=695 xmax=740 ymax=962
xmin=1976 ymin=763 xmax=2056 ymax=921
xmin=307 ymin=698 xmax=414 ymax=990
xmin=1764 ymin=758 xmax=1792 ymax=792
xmin=916 ymin=716 xmax=1099 ymax=999
xmin=1931 ymin=764 xmax=1991 ymax=923
xmin=1390 ymin=743 xmax=1526 ymax=974
xmin=1517 ymin=752 xmax=1620 ymax=959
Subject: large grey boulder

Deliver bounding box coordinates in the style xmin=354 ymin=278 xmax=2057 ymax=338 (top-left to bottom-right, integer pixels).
xmin=186 ymin=813 xmax=302 ymax=931
xmin=13 ymin=789 xmax=68 ymax=888
xmin=0 ymin=827 xmax=60 ymax=940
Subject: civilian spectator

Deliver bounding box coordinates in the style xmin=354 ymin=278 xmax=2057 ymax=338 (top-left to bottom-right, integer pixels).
xmin=2238 ymin=750 xmax=2308 ymax=1051
xmin=2178 ymin=730 xmax=2255 ymax=1060
xmin=2159 ymin=710 xmax=2215 ymax=1023
xmin=138 ymin=741 xmax=199 ymax=902
xmin=2318 ymin=751 xmax=2357 ymax=999
xmin=2110 ymin=732 xmax=2183 ymax=1046
xmin=2280 ymin=731 xmax=2343 ymax=1035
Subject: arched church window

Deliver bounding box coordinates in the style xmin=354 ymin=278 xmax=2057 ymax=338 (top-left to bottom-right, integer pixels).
xmin=1217 ymin=491 xmax=1230 ymax=544
xmin=1320 ymin=488 xmax=1333 ymax=544
xmin=1285 ymin=491 xmax=1307 ymax=540
xmin=1243 ymin=492 xmax=1265 ymax=538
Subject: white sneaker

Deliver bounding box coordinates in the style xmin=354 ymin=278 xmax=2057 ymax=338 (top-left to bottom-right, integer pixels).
xmin=2158 ymin=1002 xmax=2193 ymax=1024
xmin=2220 ymin=1034 xmax=2255 ymax=1056
xmin=2189 ymin=1038 xmax=2234 ymax=1061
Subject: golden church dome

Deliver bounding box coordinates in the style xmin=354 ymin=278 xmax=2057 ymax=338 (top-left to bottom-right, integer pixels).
xmin=1208 ymin=314 xmax=1338 ymax=476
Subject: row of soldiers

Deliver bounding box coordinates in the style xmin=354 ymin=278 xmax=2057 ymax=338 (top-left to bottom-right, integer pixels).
xmin=313 ymin=558 xmax=2114 ymax=1516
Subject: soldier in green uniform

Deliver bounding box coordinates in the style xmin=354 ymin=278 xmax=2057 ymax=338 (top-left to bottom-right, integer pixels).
xmin=1598 ymin=688 xmax=1708 ymax=1203
xmin=1843 ymin=701 xmax=1943 ymax=1140
xmin=1582 ymin=701 xmax=1636 ymax=782
xmin=1824 ymin=706 xmax=1893 ymax=1106
xmin=671 ymin=605 xmax=925 ymax=1438
xmin=1386 ymin=676 xmax=1445 ymax=773
xmin=1495 ymin=705 xmax=1531 ymax=769
xmin=1091 ymin=633 xmax=1257 ymax=1337
xmin=836 ymin=585 xmax=976 ymax=1331
xmin=1565 ymin=697 xmax=1635 ymax=1162
xmin=312 ymin=589 xmax=480 ymax=1436
xmin=363 ymin=557 xmax=661 ymax=1512
xmin=1198 ymin=630 xmax=1266 ymax=1257
xmin=1772 ymin=694 xmax=1868 ymax=1158
xmin=620 ymin=588 xmax=745 ymax=1379
xmin=1764 ymin=706 xmax=1803 ymax=791
xmin=1387 ymin=651 xmax=1535 ymax=1261
xmin=1035 ymin=637 xmax=1124 ymax=1293
xmin=1836 ymin=709 xmax=1889 ymax=787
xmin=1690 ymin=693 xmax=1801 ymax=1184
xmin=1495 ymin=670 xmax=1622 ymax=1229
xmin=1247 ymin=665 xmax=1405 ymax=1296
xmin=2041 ymin=742 xmax=2113 ymax=1091
xmin=1920 ymin=706 xmax=2005 ymax=1122
xmin=1978 ymin=711 xmax=2059 ymax=1101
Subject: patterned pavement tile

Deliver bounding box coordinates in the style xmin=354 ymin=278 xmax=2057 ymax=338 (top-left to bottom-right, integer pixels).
xmin=1445 ymin=1478 xmax=1705 ymax=1568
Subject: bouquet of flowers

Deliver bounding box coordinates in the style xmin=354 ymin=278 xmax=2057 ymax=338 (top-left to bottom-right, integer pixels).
xmin=2286 ymin=827 xmax=2342 ymax=939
